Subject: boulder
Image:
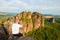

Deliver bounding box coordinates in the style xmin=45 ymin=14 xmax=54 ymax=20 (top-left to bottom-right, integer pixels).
xmin=17 ymin=36 xmax=34 ymax=40
xmin=0 ymin=24 xmax=8 ymax=40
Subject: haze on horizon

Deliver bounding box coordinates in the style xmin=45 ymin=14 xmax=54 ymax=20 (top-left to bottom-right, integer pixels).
xmin=0 ymin=0 xmax=60 ymax=15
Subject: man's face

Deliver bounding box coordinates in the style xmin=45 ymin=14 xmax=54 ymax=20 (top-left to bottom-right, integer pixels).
xmin=15 ymin=19 xmax=19 ymax=23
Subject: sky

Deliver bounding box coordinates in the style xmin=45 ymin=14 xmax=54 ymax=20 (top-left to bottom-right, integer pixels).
xmin=0 ymin=0 xmax=60 ymax=15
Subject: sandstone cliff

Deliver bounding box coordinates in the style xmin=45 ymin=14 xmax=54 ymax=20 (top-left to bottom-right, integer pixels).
xmin=3 ymin=11 xmax=44 ymax=35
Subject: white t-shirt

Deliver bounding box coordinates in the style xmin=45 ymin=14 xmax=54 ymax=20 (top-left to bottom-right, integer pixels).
xmin=12 ymin=23 xmax=22 ymax=34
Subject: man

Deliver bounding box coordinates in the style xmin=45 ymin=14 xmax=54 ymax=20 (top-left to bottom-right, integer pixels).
xmin=12 ymin=17 xmax=23 ymax=37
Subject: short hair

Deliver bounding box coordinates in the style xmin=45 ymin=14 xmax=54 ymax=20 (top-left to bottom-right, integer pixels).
xmin=14 ymin=16 xmax=19 ymax=23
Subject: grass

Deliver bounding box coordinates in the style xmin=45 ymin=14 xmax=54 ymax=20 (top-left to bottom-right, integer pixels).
xmin=25 ymin=18 xmax=60 ymax=40
xmin=25 ymin=22 xmax=60 ymax=40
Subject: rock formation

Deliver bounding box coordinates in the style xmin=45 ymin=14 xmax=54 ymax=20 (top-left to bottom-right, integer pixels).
xmin=2 ymin=11 xmax=44 ymax=35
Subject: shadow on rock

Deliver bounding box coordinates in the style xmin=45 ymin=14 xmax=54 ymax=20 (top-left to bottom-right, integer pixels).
xmin=17 ymin=36 xmax=34 ymax=40
xmin=0 ymin=24 xmax=9 ymax=40
xmin=7 ymin=34 xmax=34 ymax=40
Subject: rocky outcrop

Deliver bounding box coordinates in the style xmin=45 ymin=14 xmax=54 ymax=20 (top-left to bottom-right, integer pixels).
xmin=0 ymin=24 xmax=8 ymax=40
xmin=3 ymin=11 xmax=44 ymax=35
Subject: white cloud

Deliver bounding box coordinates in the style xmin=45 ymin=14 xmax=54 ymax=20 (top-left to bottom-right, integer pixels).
xmin=0 ymin=0 xmax=60 ymax=12
xmin=0 ymin=0 xmax=26 ymax=12
xmin=23 ymin=5 xmax=59 ymax=10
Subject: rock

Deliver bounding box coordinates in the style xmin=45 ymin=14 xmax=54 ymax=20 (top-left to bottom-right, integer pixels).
xmin=27 ymin=19 xmax=33 ymax=32
xmin=7 ymin=35 xmax=18 ymax=40
xmin=8 ymin=35 xmax=34 ymax=40
xmin=22 ymin=11 xmax=27 ymax=18
xmin=22 ymin=21 xmax=27 ymax=33
xmin=2 ymin=11 xmax=44 ymax=35
xmin=17 ymin=36 xmax=34 ymax=40
xmin=0 ymin=24 xmax=8 ymax=40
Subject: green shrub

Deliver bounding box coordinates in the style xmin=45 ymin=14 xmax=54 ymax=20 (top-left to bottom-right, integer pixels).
xmin=25 ymin=26 xmax=60 ymax=40
xmin=45 ymin=21 xmax=60 ymax=31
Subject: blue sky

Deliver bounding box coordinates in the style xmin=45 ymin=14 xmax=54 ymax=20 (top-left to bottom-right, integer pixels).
xmin=0 ymin=0 xmax=60 ymax=15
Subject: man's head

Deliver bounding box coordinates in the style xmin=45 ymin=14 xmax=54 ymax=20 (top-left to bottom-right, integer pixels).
xmin=14 ymin=16 xmax=19 ymax=23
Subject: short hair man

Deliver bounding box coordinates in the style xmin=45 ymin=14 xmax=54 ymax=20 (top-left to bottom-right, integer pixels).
xmin=12 ymin=17 xmax=23 ymax=37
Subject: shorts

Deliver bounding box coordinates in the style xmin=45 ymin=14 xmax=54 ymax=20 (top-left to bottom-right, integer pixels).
xmin=13 ymin=33 xmax=23 ymax=37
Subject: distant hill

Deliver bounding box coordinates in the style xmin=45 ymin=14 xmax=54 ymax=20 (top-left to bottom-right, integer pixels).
xmin=43 ymin=14 xmax=60 ymax=18
xmin=0 ymin=12 xmax=18 ymax=20
xmin=0 ymin=14 xmax=6 ymax=16
xmin=0 ymin=12 xmax=17 ymax=16
xmin=43 ymin=14 xmax=53 ymax=16
xmin=53 ymin=15 xmax=60 ymax=18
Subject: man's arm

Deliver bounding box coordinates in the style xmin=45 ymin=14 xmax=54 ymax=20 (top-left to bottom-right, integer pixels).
xmin=19 ymin=25 xmax=22 ymax=28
